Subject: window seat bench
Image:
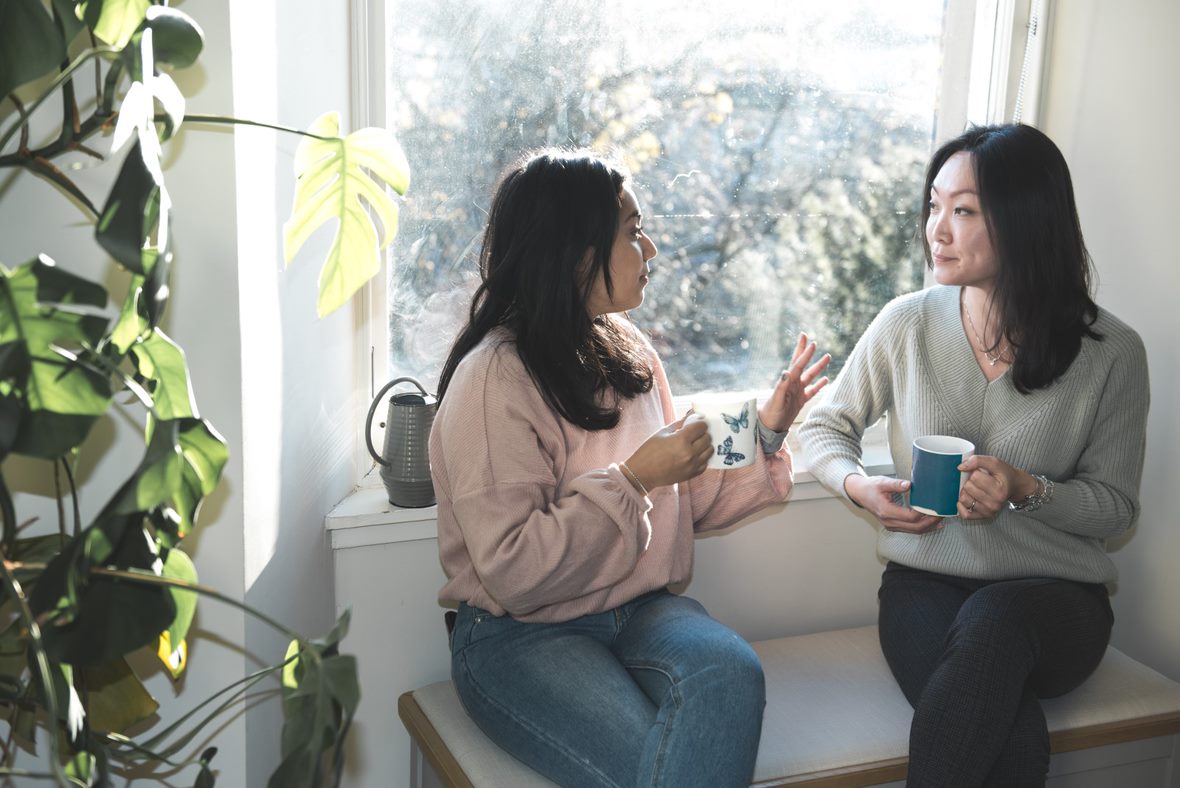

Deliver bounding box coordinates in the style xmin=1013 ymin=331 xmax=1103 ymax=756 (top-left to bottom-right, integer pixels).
xmin=398 ymin=624 xmax=1180 ymax=787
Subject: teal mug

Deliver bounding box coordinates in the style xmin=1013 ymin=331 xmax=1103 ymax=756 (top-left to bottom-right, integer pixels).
xmin=909 ymin=435 xmax=975 ymax=517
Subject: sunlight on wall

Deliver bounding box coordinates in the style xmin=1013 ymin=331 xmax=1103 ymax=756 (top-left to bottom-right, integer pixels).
xmin=229 ymin=0 xmax=283 ymax=589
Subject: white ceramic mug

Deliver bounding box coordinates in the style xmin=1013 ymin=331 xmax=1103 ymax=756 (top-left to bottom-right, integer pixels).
xmin=692 ymin=396 xmax=758 ymax=470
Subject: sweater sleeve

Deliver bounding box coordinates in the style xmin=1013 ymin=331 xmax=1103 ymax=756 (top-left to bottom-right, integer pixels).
xmin=437 ymin=347 xmax=653 ymax=617
xmin=640 ymin=347 xmax=795 ymax=531
xmin=798 ymin=300 xmax=902 ymax=500
xmin=1026 ymin=328 xmax=1150 ymax=539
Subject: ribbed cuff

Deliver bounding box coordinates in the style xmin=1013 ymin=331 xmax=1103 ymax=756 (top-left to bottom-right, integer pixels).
xmin=757 ymin=421 xmax=788 ymax=454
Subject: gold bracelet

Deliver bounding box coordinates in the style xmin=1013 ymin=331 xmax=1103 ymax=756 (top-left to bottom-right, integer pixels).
xmin=619 ymin=462 xmax=649 ymax=497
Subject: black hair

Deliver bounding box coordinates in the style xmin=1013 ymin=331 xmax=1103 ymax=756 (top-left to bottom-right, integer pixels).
xmin=921 ymin=123 xmax=1101 ymax=393
xmin=436 ymin=149 xmax=653 ymax=428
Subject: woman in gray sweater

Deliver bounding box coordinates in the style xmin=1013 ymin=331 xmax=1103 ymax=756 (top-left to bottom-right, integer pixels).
xmin=799 ymin=124 xmax=1149 ymax=787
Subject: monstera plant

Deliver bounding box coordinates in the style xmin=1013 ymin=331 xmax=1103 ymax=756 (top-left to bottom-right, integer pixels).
xmin=0 ymin=1 xmax=409 ymax=785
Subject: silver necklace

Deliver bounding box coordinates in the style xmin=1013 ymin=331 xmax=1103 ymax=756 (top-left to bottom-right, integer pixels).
xmin=962 ymin=296 xmax=1011 ymax=366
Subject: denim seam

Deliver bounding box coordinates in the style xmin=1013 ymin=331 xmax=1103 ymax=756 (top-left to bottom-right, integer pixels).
xmin=623 ymin=660 xmax=680 ymax=788
xmin=456 ymin=650 xmax=623 ymax=788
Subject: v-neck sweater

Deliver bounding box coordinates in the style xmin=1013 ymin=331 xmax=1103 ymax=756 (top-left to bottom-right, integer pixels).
xmin=799 ymin=285 xmax=1149 ymax=584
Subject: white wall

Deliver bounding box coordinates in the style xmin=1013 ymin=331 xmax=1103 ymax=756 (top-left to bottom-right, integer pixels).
xmin=225 ymin=1 xmax=363 ymax=784
xmin=1040 ymin=0 xmax=1180 ymax=682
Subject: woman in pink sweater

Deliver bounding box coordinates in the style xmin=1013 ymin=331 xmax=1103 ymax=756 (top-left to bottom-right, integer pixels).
xmin=430 ymin=150 xmax=829 ymax=787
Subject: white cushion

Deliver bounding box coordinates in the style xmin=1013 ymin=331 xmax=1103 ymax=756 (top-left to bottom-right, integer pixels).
xmin=410 ymin=624 xmax=1180 ymax=786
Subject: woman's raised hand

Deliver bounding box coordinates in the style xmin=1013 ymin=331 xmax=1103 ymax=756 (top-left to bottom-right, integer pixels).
xmin=758 ymin=333 xmax=832 ymax=433
xmin=624 ymin=414 xmax=713 ymax=491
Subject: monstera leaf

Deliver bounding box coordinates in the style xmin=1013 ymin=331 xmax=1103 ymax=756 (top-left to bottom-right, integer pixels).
xmin=130 ymin=329 xmax=196 ymax=421
xmin=272 ymin=610 xmax=359 ymax=788
xmin=0 ymin=257 xmax=112 ymax=458
xmin=283 ymin=111 xmax=410 ymax=317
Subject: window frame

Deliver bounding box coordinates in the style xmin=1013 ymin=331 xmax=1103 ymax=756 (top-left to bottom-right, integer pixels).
xmin=347 ymin=0 xmax=1051 ymax=493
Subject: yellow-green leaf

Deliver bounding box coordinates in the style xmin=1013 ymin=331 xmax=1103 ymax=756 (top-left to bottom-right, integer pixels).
xmin=161 ymin=547 xmax=198 ymax=655
xmin=82 ymin=657 xmax=159 ymax=733
xmin=156 ymin=631 xmax=187 ymax=680
xmin=282 ymin=111 xmax=411 ymax=317
xmin=281 ymin=638 xmax=301 ymax=690
xmin=81 ymin=0 xmax=151 ymax=48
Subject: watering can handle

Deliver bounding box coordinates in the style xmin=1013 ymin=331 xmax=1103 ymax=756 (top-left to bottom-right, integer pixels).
xmin=365 ymin=376 xmax=431 ymax=466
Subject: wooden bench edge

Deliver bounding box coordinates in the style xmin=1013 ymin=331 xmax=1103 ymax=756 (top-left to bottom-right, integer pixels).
xmin=398 ymin=690 xmax=476 ymax=788
xmin=752 ymin=757 xmax=908 ymax=787
xmin=399 ymin=687 xmax=1180 ymax=788
xmin=1049 ymin=710 xmax=1180 ymax=753
xmin=750 ymin=710 xmax=1180 ymax=788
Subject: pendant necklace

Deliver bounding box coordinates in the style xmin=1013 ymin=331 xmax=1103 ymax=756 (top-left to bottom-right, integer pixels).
xmin=962 ymin=295 xmax=1010 ymax=366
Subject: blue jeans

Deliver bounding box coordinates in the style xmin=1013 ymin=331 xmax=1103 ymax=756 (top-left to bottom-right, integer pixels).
xmin=878 ymin=563 xmax=1113 ymax=788
xmin=449 ymin=590 xmax=766 ymax=788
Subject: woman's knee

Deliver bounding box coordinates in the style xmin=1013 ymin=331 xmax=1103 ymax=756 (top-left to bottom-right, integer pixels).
xmin=949 ymin=584 xmax=1039 ymax=648
xmin=693 ymin=635 xmax=766 ymax=708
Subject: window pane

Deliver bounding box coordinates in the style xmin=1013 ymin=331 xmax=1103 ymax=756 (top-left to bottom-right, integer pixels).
xmin=385 ymin=0 xmax=941 ymax=393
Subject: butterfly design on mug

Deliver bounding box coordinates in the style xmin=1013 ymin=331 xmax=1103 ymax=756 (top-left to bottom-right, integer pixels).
xmin=717 ymin=435 xmax=746 ymax=466
xmin=721 ymin=403 xmax=749 ymax=433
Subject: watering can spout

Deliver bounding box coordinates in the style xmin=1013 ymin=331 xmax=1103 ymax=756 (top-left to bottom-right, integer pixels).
xmin=365 ymin=376 xmax=437 ymax=507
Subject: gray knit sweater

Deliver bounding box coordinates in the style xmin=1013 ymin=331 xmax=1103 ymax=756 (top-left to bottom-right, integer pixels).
xmin=799 ymin=285 xmax=1149 ymax=584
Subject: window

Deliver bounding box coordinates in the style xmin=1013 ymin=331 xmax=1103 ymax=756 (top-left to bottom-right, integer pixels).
xmin=374 ymin=0 xmax=1042 ymax=396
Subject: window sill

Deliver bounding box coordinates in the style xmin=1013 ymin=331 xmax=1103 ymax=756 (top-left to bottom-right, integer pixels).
xmin=325 ymin=420 xmax=893 ymax=550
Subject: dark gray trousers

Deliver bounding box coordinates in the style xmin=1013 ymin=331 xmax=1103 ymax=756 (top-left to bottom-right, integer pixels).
xmin=878 ymin=562 xmax=1113 ymax=788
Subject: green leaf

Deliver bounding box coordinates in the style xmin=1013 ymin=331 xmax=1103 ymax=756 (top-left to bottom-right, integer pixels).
xmin=270 ymin=610 xmax=360 ymax=788
xmin=108 ymin=277 xmax=148 ymax=354
xmin=0 ymin=618 xmax=27 ymax=684
xmin=161 ymin=547 xmax=197 ymax=650
xmin=131 ymin=329 xmax=195 ymax=420
xmin=0 ymin=257 xmax=112 ymax=458
xmin=195 ymin=747 xmax=217 ymax=788
xmin=80 ymin=0 xmax=150 ymax=48
xmin=15 ymin=532 xmax=69 ymax=563
xmin=144 ymin=5 xmax=203 ymax=69
xmin=96 ymin=141 xmax=166 ymax=277
xmin=281 ymin=638 xmax=300 ymax=690
xmin=311 ymin=606 xmax=350 ymax=652
xmin=0 ymin=393 xmax=22 ymax=457
xmin=173 ymin=418 xmax=227 ymax=537
xmin=65 ymin=749 xmax=95 ymax=782
xmin=33 ymin=523 xmax=176 ymax=668
xmin=0 ymin=0 xmax=67 ymax=98
xmin=0 ymin=258 xmax=110 ymax=414
xmin=321 ymin=653 xmax=360 ymax=718
xmin=282 ymin=111 xmax=411 ymax=317
xmin=81 ymin=657 xmax=159 ymax=733
xmin=50 ymin=0 xmax=86 ymax=46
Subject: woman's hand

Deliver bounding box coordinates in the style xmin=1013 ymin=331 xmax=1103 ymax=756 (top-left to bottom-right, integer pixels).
xmin=956 ymin=455 xmax=1037 ymax=520
xmin=758 ymin=333 xmax=832 ymax=432
xmin=624 ymin=413 xmax=714 ymax=491
xmin=845 ymin=474 xmax=944 ymax=534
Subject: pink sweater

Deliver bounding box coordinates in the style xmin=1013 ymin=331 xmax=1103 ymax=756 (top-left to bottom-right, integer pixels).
xmin=430 ymin=324 xmax=795 ymax=623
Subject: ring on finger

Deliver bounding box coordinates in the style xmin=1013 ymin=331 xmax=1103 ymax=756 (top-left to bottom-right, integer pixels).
xmin=967 ymin=497 xmax=977 ymax=513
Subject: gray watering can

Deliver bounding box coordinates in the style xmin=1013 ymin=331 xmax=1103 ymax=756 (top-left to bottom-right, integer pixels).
xmin=365 ymin=376 xmax=437 ymax=507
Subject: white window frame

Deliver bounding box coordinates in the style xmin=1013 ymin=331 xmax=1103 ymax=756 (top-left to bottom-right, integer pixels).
xmin=343 ymin=0 xmax=1053 ymax=498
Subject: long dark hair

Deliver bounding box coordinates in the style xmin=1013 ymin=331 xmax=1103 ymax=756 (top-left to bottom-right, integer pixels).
xmin=436 ymin=150 xmax=653 ymax=429
xmin=921 ymin=124 xmax=1101 ymax=393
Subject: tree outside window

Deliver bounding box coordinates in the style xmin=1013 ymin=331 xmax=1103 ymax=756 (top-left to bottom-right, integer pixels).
xmin=385 ymin=0 xmax=940 ymax=393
